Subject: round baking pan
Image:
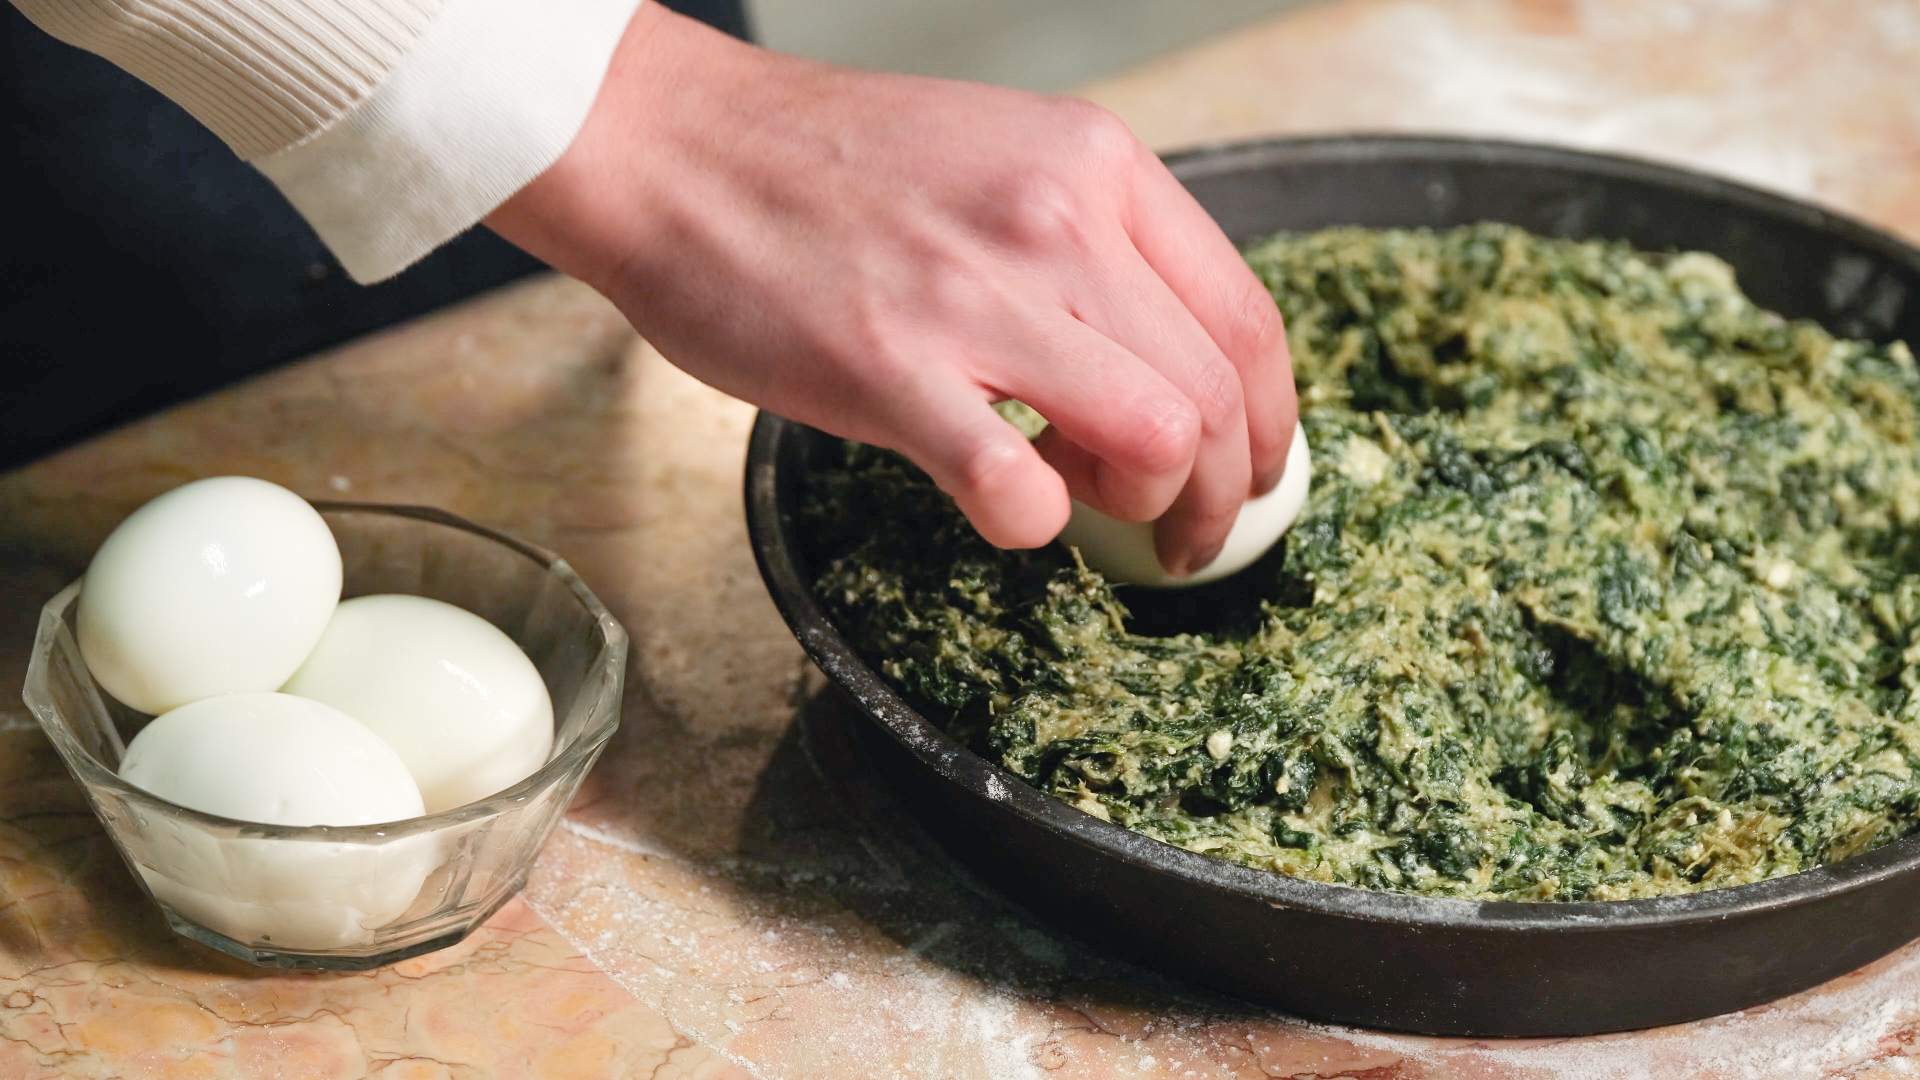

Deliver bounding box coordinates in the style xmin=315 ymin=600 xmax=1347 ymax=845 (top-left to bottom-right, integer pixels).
xmin=743 ymin=135 xmax=1920 ymax=1036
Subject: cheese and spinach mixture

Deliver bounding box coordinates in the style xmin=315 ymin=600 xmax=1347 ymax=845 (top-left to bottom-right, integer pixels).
xmin=800 ymin=223 xmax=1920 ymax=901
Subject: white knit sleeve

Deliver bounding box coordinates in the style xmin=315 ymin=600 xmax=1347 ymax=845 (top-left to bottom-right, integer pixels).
xmin=12 ymin=0 xmax=643 ymax=283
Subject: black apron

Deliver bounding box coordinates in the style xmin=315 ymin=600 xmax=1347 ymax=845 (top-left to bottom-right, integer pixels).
xmin=0 ymin=0 xmax=749 ymax=469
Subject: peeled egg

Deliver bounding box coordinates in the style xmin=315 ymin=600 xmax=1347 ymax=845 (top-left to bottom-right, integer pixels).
xmin=282 ymin=594 xmax=555 ymax=813
xmin=1058 ymin=422 xmax=1312 ymax=587
xmin=78 ymin=476 xmax=342 ymax=714
xmin=118 ymin=692 xmax=436 ymax=949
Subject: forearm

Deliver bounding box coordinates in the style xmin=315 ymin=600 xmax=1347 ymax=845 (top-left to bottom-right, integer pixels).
xmin=18 ymin=0 xmax=1297 ymax=572
xmin=11 ymin=0 xmax=444 ymax=160
xmin=12 ymin=0 xmax=642 ymax=282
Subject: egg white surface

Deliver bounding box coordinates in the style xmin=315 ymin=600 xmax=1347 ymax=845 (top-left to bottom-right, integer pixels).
xmin=282 ymin=594 xmax=556 ymax=813
xmin=78 ymin=476 xmax=341 ymax=714
xmin=1058 ymin=421 xmax=1312 ymax=587
xmin=119 ymin=692 xmax=435 ymax=949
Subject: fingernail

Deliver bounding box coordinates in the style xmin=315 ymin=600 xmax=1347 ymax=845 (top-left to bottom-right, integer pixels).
xmin=1182 ymin=541 xmax=1227 ymax=577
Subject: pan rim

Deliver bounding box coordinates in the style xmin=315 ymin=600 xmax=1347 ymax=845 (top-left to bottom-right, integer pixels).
xmin=744 ymin=132 xmax=1920 ymax=937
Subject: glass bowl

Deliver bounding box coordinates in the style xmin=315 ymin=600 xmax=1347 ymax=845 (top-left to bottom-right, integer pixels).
xmin=21 ymin=502 xmax=627 ymax=970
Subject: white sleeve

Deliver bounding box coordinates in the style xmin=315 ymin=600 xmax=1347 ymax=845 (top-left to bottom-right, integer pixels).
xmin=12 ymin=0 xmax=643 ymax=283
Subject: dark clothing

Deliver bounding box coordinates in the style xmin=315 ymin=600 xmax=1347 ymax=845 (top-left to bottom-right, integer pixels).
xmin=1 ymin=0 xmax=749 ymax=470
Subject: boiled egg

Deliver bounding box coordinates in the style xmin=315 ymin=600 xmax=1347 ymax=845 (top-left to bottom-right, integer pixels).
xmin=1058 ymin=421 xmax=1312 ymax=587
xmin=78 ymin=476 xmax=341 ymax=714
xmin=282 ymin=594 xmax=555 ymax=812
xmin=118 ymin=692 xmax=435 ymax=949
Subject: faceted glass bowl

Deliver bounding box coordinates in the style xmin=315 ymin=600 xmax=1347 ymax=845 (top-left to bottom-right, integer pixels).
xmin=22 ymin=502 xmax=627 ymax=970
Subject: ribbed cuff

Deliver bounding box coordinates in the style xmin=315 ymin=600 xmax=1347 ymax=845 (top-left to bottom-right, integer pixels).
xmin=14 ymin=0 xmax=445 ymax=160
xmin=252 ymin=0 xmax=643 ymax=283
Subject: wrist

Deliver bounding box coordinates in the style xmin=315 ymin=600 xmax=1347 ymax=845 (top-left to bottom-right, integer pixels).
xmin=486 ymin=4 xmax=740 ymax=296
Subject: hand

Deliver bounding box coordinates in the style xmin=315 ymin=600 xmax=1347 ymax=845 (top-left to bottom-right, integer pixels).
xmin=488 ymin=6 xmax=1297 ymax=576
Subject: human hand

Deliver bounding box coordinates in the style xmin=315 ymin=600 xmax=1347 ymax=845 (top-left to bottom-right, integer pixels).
xmin=488 ymin=6 xmax=1297 ymax=576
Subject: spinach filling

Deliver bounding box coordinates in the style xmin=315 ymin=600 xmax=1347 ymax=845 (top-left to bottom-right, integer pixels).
xmin=800 ymin=224 xmax=1920 ymax=900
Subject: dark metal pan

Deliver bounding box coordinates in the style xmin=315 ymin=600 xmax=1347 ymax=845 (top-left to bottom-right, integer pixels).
xmin=742 ymin=135 xmax=1920 ymax=1036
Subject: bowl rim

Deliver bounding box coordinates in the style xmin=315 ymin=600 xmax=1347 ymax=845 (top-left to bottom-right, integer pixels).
xmin=743 ymin=132 xmax=1920 ymax=935
xmin=25 ymin=499 xmax=628 ymax=841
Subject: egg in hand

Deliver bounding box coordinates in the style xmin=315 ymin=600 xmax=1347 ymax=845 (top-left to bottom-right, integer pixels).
xmin=78 ymin=476 xmax=341 ymax=714
xmin=283 ymin=594 xmax=556 ymax=813
xmin=1058 ymin=421 xmax=1313 ymax=587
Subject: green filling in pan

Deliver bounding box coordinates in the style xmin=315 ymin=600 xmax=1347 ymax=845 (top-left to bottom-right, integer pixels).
xmin=801 ymin=223 xmax=1920 ymax=900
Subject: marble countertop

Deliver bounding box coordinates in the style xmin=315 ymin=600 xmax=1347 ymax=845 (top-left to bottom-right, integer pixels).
xmin=4 ymin=2 xmax=1920 ymax=1077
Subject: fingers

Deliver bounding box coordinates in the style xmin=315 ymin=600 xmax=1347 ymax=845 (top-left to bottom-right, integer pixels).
xmin=1070 ymin=249 xmax=1253 ymax=577
xmin=989 ymin=316 xmax=1200 ymax=524
xmin=1126 ymin=152 xmax=1298 ymax=494
xmin=884 ymin=372 xmax=1070 ymax=550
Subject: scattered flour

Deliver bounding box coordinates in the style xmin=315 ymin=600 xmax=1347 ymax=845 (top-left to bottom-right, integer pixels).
xmin=1371 ymin=2 xmax=1819 ymax=200
xmin=1313 ymin=944 xmax=1920 ymax=1079
xmin=558 ymin=816 xmax=683 ymax=861
xmin=983 ymin=771 xmax=1012 ymax=802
